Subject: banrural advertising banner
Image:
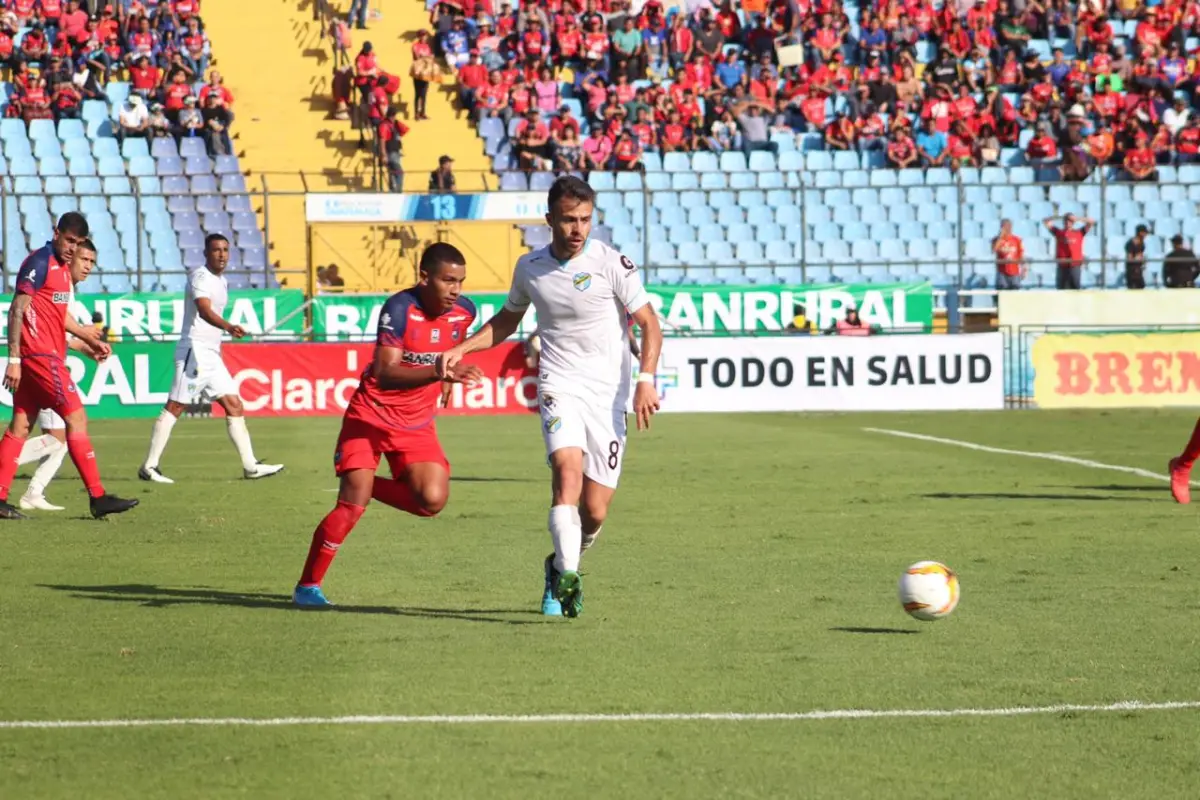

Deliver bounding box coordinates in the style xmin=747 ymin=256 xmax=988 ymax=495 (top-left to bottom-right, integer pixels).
xmin=221 ymin=342 xmax=536 ymax=417
xmin=1032 ymin=332 xmax=1200 ymax=409
xmin=0 ymin=341 xmax=175 ymax=419
xmin=652 ymin=333 xmax=1004 ymax=412
xmin=311 ymin=282 xmax=935 ymax=341
xmin=0 ymin=289 xmax=306 ymax=341
xmin=998 ymin=288 xmax=1200 ymax=399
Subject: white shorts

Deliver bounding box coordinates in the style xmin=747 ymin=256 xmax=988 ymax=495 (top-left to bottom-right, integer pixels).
xmin=37 ymin=409 xmax=64 ymax=430
xmin=169 ymin=346 xmax=237 ymax=404
xmin=539 ymin=392 xmax=628 ymax=489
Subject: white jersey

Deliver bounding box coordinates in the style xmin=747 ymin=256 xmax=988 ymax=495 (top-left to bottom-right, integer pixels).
xmin=176 ymin=266 xmax=229 ymax=358
xmin=504 ymin=240 xmax=650 ymax=410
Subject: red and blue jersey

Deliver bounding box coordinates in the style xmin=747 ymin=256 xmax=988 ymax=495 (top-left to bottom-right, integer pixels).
xmin=347 ymin=289 xmax=476 ymax=429
xmin=14 ymin=243 xmax=71 ymax=360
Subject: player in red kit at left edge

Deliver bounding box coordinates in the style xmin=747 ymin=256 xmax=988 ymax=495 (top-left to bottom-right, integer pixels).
xmin=0 ymin=213 xmax=138 ymax=519
xmin=293 ymin=243 xmax=482 ymax=607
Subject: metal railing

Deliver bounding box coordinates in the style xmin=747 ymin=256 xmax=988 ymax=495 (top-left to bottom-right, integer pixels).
xmin=499 ymin=168 xmax=1197 ymax=290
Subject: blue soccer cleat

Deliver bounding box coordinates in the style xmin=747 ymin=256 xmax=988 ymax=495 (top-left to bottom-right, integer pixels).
xmin=541 ymin=554 xmax=562 ymax=616
xmin=293 ymin=584 xmax=334 ymax=609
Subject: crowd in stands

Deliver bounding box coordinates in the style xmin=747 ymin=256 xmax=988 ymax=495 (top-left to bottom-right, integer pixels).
xmin=416 ymin=0 xmax=1200 ymax=182
xmin=0 ymin=1 xmax=234 ymax=158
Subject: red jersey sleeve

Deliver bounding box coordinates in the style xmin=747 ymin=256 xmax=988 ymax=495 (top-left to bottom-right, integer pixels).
xmin=15 ymin=248 xmax=50 ymax=296
xmin=376 ymin=291 xmax=414 ymax=348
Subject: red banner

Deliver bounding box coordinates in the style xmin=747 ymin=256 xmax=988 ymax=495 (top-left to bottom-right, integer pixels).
xmin=221 ymin=342 xmax=537 ymax=417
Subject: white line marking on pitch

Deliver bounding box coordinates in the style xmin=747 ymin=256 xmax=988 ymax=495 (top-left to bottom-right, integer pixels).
xmin=0 ymin=700 xmax=1197 ymax=730
xmin=864 ymin=428 xmax=1197 ymax=486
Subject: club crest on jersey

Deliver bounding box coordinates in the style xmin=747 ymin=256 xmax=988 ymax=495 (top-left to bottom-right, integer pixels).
xmin=541 ymin=394 xmax=556 ymax=410
xmin=572 ymin=272 xmax=592 ymax=292
xmin=451 ymin=329 xmax=460 ymax=340
xmin=545 ymin=416 xmax=562 ymax=434
xmin=430 ymin=329 xmax=441 ymax=343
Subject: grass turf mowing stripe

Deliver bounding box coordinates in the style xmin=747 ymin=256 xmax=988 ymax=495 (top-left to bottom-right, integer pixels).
xmin=2 ymin=701 xmax=1199 ymax=729
xmin=864 ymin=428 xmax=1193 ymax=486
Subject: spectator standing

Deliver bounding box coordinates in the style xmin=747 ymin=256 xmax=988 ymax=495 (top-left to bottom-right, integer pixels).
xmin=993 ymin=219 xmax=1026 ymax=290
xmin=1045 ymin=213 xmax=1093 ymax=290
xmin=348 ymin=0 xmax=369 ymax=31
xmin=1125 ymin=225 xmax=1148 ymax=289
xmin=410 ymin=33 xmax=440 ymax=122
xmin=429 ymin=155 xmax=456 ymax=193
xmin=733 ymin=97 xmax=777 ymax=160
xmin=1163 ymin=235 xmax=1200 ymax=288
xmin=377 ymin=106 xmax=407 ymax=192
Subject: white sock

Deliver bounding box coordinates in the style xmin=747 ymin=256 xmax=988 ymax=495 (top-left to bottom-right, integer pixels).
xmin=143 ymin=410 xmax=178 ymax=470
xmin=27 ymin=441 xmax=68 ymax=498
xmin=549 ymin=504 xmax=582 ymax=573
xmin=226 ymin=416 xmax=258 ymax=470
xmin=19 ymin=434 xmax=61 ymax=466
xmin=580 ymin=526 xmax=601 ymax=557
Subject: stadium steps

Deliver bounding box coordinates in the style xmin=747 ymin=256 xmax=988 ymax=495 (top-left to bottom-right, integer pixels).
xmin=203 ymin=0 xmax=378 ymax=286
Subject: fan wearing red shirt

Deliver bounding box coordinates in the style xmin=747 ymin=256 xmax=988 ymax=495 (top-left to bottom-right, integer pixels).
xmin=1044 ymin=213 xmax=1093 ymax=290
xmin=0 ymin=214 xmax=137 ymax=520
xmin=992 ymin=219 xmax=1024 ymax=290
xmin=294 ymin=244 xmax=480 ymax=607
xmin=1123 ymin=133 xmax=1158 ymax=181
xmin=1025 ymin=126 xmax=1058 ymax=161
xmin=1177 ymin=117 xmax=1200 ymax=161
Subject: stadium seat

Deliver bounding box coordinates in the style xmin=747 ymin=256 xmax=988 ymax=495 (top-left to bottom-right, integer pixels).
xmin=729 ymin=171 xmax=756 ymax=190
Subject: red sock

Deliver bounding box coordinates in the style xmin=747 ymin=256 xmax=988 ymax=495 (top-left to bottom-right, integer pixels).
xmin=1180 ymin=418 xmax=1200 ymax=467
xmin=299 ymin=500 xmax=366 ymax=586
xmin=66 ymin=433 xmax=105 ymax=499
xmin=0 ymin=431 xmax=24 ymax=501
xmin=372 ymin=478 xmax=438 ymax=517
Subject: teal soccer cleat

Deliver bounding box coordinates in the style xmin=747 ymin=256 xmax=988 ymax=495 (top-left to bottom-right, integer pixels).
xmin=554 ymin=569 xmax=583 ymax=618
xmin=293 ymin=584 xmax=334 ymax=609
xmin=542 ymin=554 xmax=562 ymax=616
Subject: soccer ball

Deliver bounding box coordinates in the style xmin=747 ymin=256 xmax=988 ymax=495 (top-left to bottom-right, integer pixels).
xmin=898 ymin=561 xmax=960 ymax=621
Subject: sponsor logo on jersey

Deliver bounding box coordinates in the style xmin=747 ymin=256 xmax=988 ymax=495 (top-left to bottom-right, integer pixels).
xmin=544 ymin=415 xmax=562 ymax=434
xmin=620 ymin=255 xmax=637 ymax=272
xmin=445 ymin=315 xmax=467 ymax=323
xmin=401 ymin=351 xmax=439 ymax=366
xmin=573 ymin=272 xmax=592 ymax=292
xmin=431 ymin=329 xmax=441 ymax=343
xmin=52 ymin=291 xmax=70 ymax=303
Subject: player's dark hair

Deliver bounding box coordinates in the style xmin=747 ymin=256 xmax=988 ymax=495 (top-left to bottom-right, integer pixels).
xmin=56 ymin=212 xmax=89 ymax=237
xmin=419 ymin=242 xmax=466 ymax=276
xmin=204 ymin=233 xmax=229 ymax=251
xmin=77 ymin=238 xmax=96 ymax=254
xmin=547 ymin=175 xmax=595 ymax=210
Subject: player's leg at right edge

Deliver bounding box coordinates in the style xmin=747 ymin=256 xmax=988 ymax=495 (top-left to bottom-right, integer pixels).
xmin=1169 ymin=417 xmax=1200 ymax=503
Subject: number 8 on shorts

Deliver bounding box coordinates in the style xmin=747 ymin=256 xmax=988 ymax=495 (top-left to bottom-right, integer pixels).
xmin=540 ymin=393 xmax=628 ymax=489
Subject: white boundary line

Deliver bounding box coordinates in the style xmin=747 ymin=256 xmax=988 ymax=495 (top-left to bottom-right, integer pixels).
xmin=0 ymin=701 xmax=1198 ymax=730
xmin=863 ymin=428 xmax=1194 ymax=486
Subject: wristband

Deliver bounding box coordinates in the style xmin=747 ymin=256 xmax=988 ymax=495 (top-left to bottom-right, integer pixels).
xmin=7 ymin=357 xmax=20 ymax=365
xmin=636 ymin=372 xmax=655 ymax=384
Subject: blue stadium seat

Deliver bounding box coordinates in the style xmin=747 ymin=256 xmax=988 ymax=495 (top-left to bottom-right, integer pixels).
xmin=843 ymin=222 xmax=869 ymax=241
xmin=642 ymin=152 xmax=662 ymax=172
xmin=805 ymin=205 xmax=831 ymax=226
xmin=666 ymin=224 xmax=695 ymax=244
xmin=869 ymin=222 xmax=897 ymax=241
xmin=38 ymin=156 xmax=66 ymax=176
xmin=705 ymin=242 xmax=734 ymax=264
xmin=812 ymin=222 xmax=840 ymax=242
xmin=677 ymin=242 xmax=707 ymax=266
xmin=778 ymin=151 xmax=803 ymax=172
xmin=185 ymin=156 xmax=214 ymax=176
xmin=691 ymin=152 xmax=718 ymax=172
xmin=889 ymin=206 xmax=916 ymax=225
xmin=68 ymin=156 xmax=96 ymax=177
xmin=97 ymin=156 xmax=125 ymax=177
xmin=33 ymin=137 xmax=61 ymax=160
xmin=710 ymin=191 xmax=736 ymax=210
xmin=735 ymin=241 xmax=763 ymax=263
xmin=615 ymin=171 xmax=643 ymax=191
xmin=757 ymin=223 xmax=783 ymax=243
xmin=699 ymin=171 xmax=726 ymax=190
xmin=775 ymin=205 xmax=801 ymax=226
xmin=697 ymin=224 xmax=724 ymax=244
xmin=651 ymin=191 xmax=679 ymax=210
xmin=927 ymin=221 xmax=955 ymax=240
xmin=747 ymin=206 xmax=774 ymax=227
xmin=238 ymin=230 xmax=264 ymax=250
xmin=832 ymin=205 xmax=859 ymax=225
xmin=757 ymin=171 xmax=784 ymax=190
xmin=663 ymin=152 xmax=690 ymax=173
xmin=806 ymin=152 xmax=832 ymax=171
xmin=648 ymin=241 xmax=677 ymax=265
xmin=851 ymin=188 xmax=879 ymax=207
xmin=748 ymin=150 xmax=775 ymax=172
xmin=814 ymin=170 xmax=839 ymax=188
xmin=737 ymin=189 xmax=765 ymax=208
xmin=719 ymin=152 xmax=748 ymax=172
xmin=765 ymin=240 xmax=793 ymax=264
xmin=671 ymin=172 xmax=699 ymax=191
xmin=729 ymin=171 xmax=756 ymax=190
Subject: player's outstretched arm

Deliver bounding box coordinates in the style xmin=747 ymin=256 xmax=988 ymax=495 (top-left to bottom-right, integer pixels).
xmin=195 ymin=297 xmax=246 ymax=339
xmin=375 ymin=344 xmax=483 ymax=391
xmin=629 ymin=303 xmax=663 ymax=431
xmin=435 ymin=307 xmax=525 ymax=379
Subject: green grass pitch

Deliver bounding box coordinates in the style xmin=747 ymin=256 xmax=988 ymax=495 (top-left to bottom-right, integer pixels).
xmin=3 ymin=409 xmax=1200 ymax=798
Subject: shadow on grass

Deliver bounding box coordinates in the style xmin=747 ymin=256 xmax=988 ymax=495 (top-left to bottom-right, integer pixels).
xmin=1065 ymin=484 xmax=1163 ymax=492
xmin=451 ymin=476 xmax=538 ymax=483
xmin=38 ymin=584 xmax=544 ymax=625
xmin=923 ymin=492 xmax=1156 ymax=502
xmin=829 ymin=627 xmax=919 ymax=635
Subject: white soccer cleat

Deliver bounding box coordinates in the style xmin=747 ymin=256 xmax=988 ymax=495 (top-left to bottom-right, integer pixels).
xmin=244 ymin=462 xmax=284 ymax=480
xmin=138 ymin=466 xmax=175 ymax=484
xmin=19 ymin=494 xmax=64 ymax=511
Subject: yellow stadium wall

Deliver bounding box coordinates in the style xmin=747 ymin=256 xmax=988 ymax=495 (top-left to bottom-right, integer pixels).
xmin=309 ymin=221 xmax=523 ymax=293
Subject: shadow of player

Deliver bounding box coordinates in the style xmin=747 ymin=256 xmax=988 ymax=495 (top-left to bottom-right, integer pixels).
xmin=829 ymin=626 xmax=920 ymax=635
xmin=923 ymin=492 xmax=1156 ymax=502
xmin=38 ymin=583 xmax=544 ymax=625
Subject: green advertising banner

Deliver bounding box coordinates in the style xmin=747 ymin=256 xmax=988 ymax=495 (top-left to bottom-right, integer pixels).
xmin=0 ymin=341 xmax=176 ymax=419
xmin=0 ymin=289 xmax=306 ymax=341
xmin=311 ymin=282 xmax=934 ymax=340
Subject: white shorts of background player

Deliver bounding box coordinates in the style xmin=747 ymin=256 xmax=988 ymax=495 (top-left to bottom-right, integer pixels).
xmin=168 ymin=346 xmax=237 ymax=404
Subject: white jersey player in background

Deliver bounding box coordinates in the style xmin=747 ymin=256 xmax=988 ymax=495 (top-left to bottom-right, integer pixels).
xmin=138 ymin=233 xmax=283 ymax=483
xmin=438 ymin=175 xmax=663 ymax=618
xmin=16 ymin=258 xmax=108 ymax=511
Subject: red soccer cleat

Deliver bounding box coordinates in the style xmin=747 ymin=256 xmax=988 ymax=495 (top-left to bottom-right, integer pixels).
xmin=1169 ymin=458 xmax=1192 ymax=505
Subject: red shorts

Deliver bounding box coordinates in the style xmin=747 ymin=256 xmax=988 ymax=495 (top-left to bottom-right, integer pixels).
xmin=333 ymin=416 xmax=449 ymax=477
xmin=12 ymin=355 xmax=83 ymax=419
